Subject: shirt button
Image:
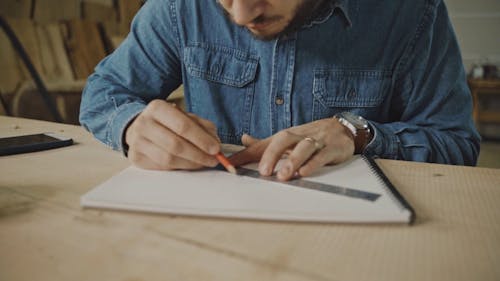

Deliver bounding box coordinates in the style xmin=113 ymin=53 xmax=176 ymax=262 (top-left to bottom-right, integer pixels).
xmin=275 ymin=97 xmax=284 ymax=105
xmin=348 ymin=89 xmax=356 ymax=98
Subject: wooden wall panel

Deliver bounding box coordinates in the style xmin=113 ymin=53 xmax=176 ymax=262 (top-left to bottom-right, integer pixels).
xmin=0 ymin=0 xmax=32 ymax=18
xmin=1 ymin=19 xmax=75 ymax=90
xmin=7 ymin=19 xmax=44 ymax=81
xmin=82 ymin=0 xmax=114 ymax=5
xmin=0 ymin=28 xmax=25 ymax=93
xmin=33 ymin=0 xmax=80 ymax=23
xmin=63 ymin=20 xmax=107 ymax=79
xmin=118 ymin=0 xmax=143 ymax=34
xmin=1 ymin=0 xmax=143 ymax=121
xmin=35 ymin=23 xmax=74 ymax=81
xmin=82 ymin=1 xmax=117 ymax=23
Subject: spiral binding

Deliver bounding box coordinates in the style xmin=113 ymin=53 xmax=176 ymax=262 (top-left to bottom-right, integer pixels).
xmin=361 ymin=155 xmax=416 ymax=224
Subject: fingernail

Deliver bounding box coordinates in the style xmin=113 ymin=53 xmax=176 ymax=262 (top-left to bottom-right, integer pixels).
xmin=260 ymin=164 xmax=270 ymax=176
xmin=279 ymin=164 xmax=292 ymax=178
xmin=208 ymin=145 xmax=219 ymax=155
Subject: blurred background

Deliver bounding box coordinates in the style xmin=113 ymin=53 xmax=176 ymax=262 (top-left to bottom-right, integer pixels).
xmin=0 ymin=0 xmax=498 ymax=167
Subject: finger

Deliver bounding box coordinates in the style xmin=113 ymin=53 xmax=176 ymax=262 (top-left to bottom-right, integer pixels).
xmin=228 ymin=136 xmax=270 ymax=167
xmin=128 ymin=150 xmax=162 ymax=170
xmin=148 ymin=100 xmax=220 ymax=155
xmin=141 ymin=118 xmax=219 ymax=167
xmin=241 ymin=134 xmax=260 ymax=147
xmin=156 ymin=153 xmax=205 ymax=170
xmin=298 ymin=147 xmax=347 ymax=177
xmin=129 ymin=136 xmax=204 ymax=170
xmin=259 ymin=131 xmax=302 ymax=176
xmin=276 ymin=138 xmax=320 ymax=181
xmin=187 ymin=113 xmax=221 ymax=142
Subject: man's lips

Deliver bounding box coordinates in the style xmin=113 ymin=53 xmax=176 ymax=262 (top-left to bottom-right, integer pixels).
xmin=246 ymin=18 xmax=279 ymax=31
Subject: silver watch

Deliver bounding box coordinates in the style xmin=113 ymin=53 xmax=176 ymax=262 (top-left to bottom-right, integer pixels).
xmin=334 ymin=112 xmax=372 ymax=154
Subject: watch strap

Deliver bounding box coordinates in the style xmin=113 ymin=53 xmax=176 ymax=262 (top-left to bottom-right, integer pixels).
xmin=353 ymin=124 xmax=371 ymax=154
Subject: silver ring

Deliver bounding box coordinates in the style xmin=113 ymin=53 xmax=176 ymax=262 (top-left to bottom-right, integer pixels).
xmin=303 ymin=137 xmax=324 ymax=151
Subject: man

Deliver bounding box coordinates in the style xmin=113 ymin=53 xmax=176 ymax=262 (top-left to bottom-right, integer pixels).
xmin=80 ymin=0 xmax=480 ymax=181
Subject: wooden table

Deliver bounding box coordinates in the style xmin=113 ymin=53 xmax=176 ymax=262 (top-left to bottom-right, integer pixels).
xmin=1 ymin=116 xmax=499 ymax=281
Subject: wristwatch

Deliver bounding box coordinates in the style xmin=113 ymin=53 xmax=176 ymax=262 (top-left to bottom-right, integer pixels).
xmin=334 ymin=112 xmax=373 ymax=154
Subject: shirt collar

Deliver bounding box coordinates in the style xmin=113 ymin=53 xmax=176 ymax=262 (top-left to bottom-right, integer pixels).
xmin=304 ymin=0 xmax=352 ymax=29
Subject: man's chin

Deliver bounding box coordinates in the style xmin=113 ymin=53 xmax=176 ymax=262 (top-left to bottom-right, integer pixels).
xmin=247 ymin=25 xmax=288 ymax=41
xmin=249 ymin=30 xmax=280 ymax=41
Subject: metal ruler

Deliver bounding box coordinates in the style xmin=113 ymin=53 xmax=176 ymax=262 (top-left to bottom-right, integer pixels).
xmin=234 ymin=167 xmax=381 ymax=202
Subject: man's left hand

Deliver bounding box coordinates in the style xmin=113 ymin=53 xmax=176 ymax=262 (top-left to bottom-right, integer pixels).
xmin=229 ymin=118 xmax=356 ymax=181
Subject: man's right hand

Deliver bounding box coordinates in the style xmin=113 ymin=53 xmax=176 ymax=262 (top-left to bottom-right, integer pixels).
xmin=125 ymin=100 xmax=221 ymax=170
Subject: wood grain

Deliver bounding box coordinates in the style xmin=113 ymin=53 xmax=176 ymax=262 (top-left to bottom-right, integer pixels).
xmin=6 ymin=18 xmax=44 ymax=82
xmin=35 ymin=23 xmax=75 ymax=81
xmin=0 ymin=0 xmax=32 ymax=18
xmin=118 ymin=0 xmax=143 ymax=34
xmin=63 ymin=19 xmax=107 ymax=79
xmin=0 ymin=23 xmax=25 ymax=94
xmin=33 ymin=0 xmax=80 ymax=23
xmin=0 ymin=116 xmax=499 ymax=281
xmin=82 ymin=1 xmax=117 ymax=22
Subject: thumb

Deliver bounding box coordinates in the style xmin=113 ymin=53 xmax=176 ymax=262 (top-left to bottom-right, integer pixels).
xmin=228 ymin=134 xmax=268 ymax=167
xmin=241 ymin=133 xmax=260 ymax=147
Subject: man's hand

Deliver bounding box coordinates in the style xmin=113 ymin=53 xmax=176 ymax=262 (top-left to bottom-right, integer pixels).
xmin=229 ymin=118 xmax=355 ymax=181
xmin=125 ymin=100 xmax=221 ymax=170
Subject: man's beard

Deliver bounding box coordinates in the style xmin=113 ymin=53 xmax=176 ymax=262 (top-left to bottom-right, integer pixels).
xmin=220 ymin=0 xmax=327 ymax=41
xmin=275 ymin=0 xmax=327 ymax=40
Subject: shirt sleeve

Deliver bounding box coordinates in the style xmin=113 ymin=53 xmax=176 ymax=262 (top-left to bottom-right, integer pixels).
xmin=79 ymin=0 xmax=182 ymax=151
xmin=363 ymin=0 xmax=481 ymax=166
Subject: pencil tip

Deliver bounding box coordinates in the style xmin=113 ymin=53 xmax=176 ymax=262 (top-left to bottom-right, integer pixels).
xmin=228 ymin=166 xmax=237 ymax=175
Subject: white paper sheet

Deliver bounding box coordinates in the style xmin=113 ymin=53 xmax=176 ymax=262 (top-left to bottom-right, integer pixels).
xmin=81 ymin=156 xmax=413 ymax=223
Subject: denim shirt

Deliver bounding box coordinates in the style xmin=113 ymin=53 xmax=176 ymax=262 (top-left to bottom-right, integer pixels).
xmin=80 ymin=0 xmax=481 ymax=166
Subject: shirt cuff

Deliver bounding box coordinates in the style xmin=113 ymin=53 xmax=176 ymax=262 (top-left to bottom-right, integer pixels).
xmin=363 ymin=121 xmax=399 ymax=159
xmin=106 ymin=102 xmax=146 ymax=153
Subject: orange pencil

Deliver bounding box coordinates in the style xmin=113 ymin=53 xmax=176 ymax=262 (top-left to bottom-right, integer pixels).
xmin=215 ymin=152 xmax=237 ymax=174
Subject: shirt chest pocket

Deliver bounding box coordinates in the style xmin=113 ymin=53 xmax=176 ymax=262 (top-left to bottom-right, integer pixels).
xmin=312 ymin=69 xmax=392 ymax=120
xmin=184 ymin=44 xmax=258 ymax=87
xmin=183 ymin=44 xmax=259 ymax=143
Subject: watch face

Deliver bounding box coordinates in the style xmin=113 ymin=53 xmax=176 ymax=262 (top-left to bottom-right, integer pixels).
xmin=342 ymin=112 xmax=368 ymax=129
